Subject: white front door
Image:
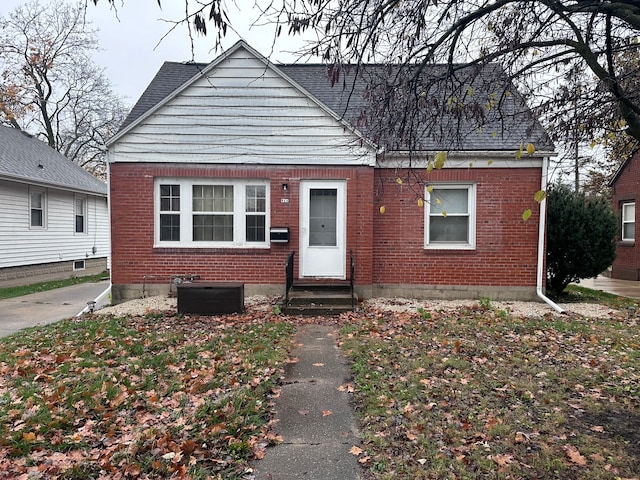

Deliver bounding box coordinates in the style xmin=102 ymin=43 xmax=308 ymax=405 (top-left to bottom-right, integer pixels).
xmin=300 ymin=180 xmax=346 ymax=278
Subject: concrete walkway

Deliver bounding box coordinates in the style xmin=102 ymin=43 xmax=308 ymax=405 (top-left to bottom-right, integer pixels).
xmin=251 ymin=324 xmax=365 ymax=480
xmin=0 ymin=280 xmax=111 ymax=338
xmin=574 ymin=275 xmax=640 ymax=299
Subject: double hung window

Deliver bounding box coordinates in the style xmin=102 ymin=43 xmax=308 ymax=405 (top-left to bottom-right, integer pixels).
xmin=75 ymin=196 xmax=87 ymax=234
xmin=29 ymin=189 xmax=46 ymax=228
xmin=622 ymin=202 xmax=635 ymax=242
xmin=425 ymin=184 xmax=476 ymax=249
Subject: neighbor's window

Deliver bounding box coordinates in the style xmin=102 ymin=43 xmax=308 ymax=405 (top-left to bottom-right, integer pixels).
xmin=622 ymin=202 xmax=635 ymax=242
xmin=425 ymin=184 xmax=476 ymax=249
xmin=156 ymin=179 xmax=269 ymax=247
xmin=29 ymin=189 xmax=46 ymax=228
xmin=75 ymin=196 xmax=87 ymax=234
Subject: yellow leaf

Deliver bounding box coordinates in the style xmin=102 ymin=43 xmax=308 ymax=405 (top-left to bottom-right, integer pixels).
xmin=395 ymin=177 xmax=403 ymax=185
xmin=522 ymin=209 xmax=532 ymax=221
xmin=22 ymin=432 xmax=36 ymax=442
xmin=515 ymin=149 xmax=523 ymax=160
xmin=435 ymin=198 xmax=441 ymax=204
xmin=434 ymin=151 xmax=447 ymax=169
xmin=379 ymin=205 xmax=386 ymax=214
xmin=526 ymin=143 xmax=536 ymax=155
xmin=426 ymin=185 xmax=433 ymax=194
xmin=466 ymin=85 xmax=475 ymax=96
xmin=534 ymin=190 xmax=546 ymax=203
xmin=487 ymin=159 xmax=493 ymax=166
xmin=417 ymin=198 xmax=424 ymax=208
xmin=442 ymin=211 xmax=447 ymax=218
xmin=426 ymin=163 xmax=434 ymax=173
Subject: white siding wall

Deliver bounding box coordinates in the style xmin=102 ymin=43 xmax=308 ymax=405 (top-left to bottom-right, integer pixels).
xmin=110 ymin=49 xmax=375 ymax=165
xmin=0 ymin=179 xmax=110 ymax=269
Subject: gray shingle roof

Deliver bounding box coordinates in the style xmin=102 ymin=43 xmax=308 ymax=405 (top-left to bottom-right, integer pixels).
xmin=116 ymin=50 xmax=553 ymax=152
xmin=0 ymin=125 xmax=107 ymax=195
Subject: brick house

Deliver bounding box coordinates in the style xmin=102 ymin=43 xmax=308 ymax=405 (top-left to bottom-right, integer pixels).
xmin=106 ymin=41 xmax=556 ymax=304
xmin=610 ymin=152 xmax=639 ymax=280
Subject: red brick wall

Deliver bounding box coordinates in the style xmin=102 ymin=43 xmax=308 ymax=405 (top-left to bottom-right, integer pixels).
xmin=109 ymin=163 xmax=374 ymax=287
xmin=611 ymin=154 xmax=640 ymax=281
xmin=372 ymin=168 xmax=542 ymax=287
xmin=109 ymin=163 xmax=543 ymax=295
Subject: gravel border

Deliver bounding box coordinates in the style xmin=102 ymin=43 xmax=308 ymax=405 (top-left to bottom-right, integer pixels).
xmin=96 ymin=295 xmax=625 ymax=319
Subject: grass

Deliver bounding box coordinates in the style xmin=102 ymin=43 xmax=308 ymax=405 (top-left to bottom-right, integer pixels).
xmin=340 ymin=303 xmax=640 ymax=479
xmin=553 ymin=284 xmax=639 ymax=310
xmin=1 ymin=281 xmax=638 ymax=479
xmin=0 ymin=271 xmax=110 ymax=300
xmin=0 ymin=312 xmax=295 ymax=479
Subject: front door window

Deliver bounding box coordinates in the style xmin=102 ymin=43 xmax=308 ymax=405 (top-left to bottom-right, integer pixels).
xmin=309 ymin=189 xmax=337 ymax=247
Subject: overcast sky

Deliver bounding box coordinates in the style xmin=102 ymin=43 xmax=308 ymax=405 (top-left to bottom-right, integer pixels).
xmin=2 ymin=1 xmax=310 ymax=106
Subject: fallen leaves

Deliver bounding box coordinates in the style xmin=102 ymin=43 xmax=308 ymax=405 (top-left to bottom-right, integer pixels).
xmin=349 ymin=445 xmax=363 ymax=455
xmin=339 ymin=305 xmax=640 ymax=478
xmin=0 ymin=312 xmax=295 ymax=478
xmin=564 ymin=444 xmax=588 ymax=466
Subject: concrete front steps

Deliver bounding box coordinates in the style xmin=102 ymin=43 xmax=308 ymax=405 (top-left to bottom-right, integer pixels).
xmin=282 ymin=282 xmax=357 ymax=316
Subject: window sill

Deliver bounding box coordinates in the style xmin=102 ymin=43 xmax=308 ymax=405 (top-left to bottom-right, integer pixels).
xmin=154 ymin=246 xmax=271 ymax=255
xmin=618 ymin=241 xmax=636 ymax=247
xmin=424 ymin=245 xmax=476 ymax=252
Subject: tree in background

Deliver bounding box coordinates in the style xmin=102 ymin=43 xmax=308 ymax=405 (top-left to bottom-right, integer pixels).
xmin=0 ymin=0 xmax=128 ymax=176
xmin=546 ymin=183 xmax=617 ymax=296
xmin=95 ymin=1 xmax=640 ymax=161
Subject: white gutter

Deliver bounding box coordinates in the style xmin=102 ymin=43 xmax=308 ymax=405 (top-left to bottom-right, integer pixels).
xmin=537 ymin=155 xmax=565 ymax=313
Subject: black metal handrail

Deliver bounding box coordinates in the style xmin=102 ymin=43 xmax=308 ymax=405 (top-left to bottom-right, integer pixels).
xmin=350 ymin=250 xmax=355 ymax=308
xmin=285 ymin=251 xmax=295 ymax=305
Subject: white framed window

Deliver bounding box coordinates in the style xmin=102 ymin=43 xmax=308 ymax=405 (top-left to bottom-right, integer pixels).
xmin=29 ymin=188 xmax=46 ymax=229
xmin=425 ymin=184 xmax=476 ymax=249
xmin=73 ymin=260 xmax=86 ymax=271
xmin=622 ymin=202 xmax=635 ymax=242
xmin=155 ymin=178 xmax=269 ymax=247
xmin=75 ymin=196 xmax=87 ymax=234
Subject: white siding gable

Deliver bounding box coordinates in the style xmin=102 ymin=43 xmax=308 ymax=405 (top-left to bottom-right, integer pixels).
xmin=109 ymin=47 xmax=376 ymax=166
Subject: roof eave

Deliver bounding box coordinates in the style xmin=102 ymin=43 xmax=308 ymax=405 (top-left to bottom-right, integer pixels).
xmin=0 ymin=173 xmax=107 ymax=196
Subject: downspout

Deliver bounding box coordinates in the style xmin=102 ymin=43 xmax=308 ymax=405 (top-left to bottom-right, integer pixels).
xmin=537 ymin=155 xmax=565 ymax=313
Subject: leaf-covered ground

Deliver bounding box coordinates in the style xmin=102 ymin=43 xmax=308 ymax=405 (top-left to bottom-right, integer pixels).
xmin=340 ymin=305 xmax=640 ymax=479
xmin=0 ymin=312 xmax=294 ymax=479
xmin=2 ymin=299 xmax=639 ymax=479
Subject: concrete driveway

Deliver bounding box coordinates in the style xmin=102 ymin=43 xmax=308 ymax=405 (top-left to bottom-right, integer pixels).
xmin=576 ymin=276 xmax=640 ymax=299
xmin=0 ymin=280 xmax=111 ymax=338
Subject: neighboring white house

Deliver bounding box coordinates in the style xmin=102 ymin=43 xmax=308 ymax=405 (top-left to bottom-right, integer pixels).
xmin=0 ymin=125 xmax=110 ymax=288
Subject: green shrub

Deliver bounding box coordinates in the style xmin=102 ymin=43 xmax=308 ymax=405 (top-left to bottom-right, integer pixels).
xmin=546 ymin=183 xmax=617 ymax=295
